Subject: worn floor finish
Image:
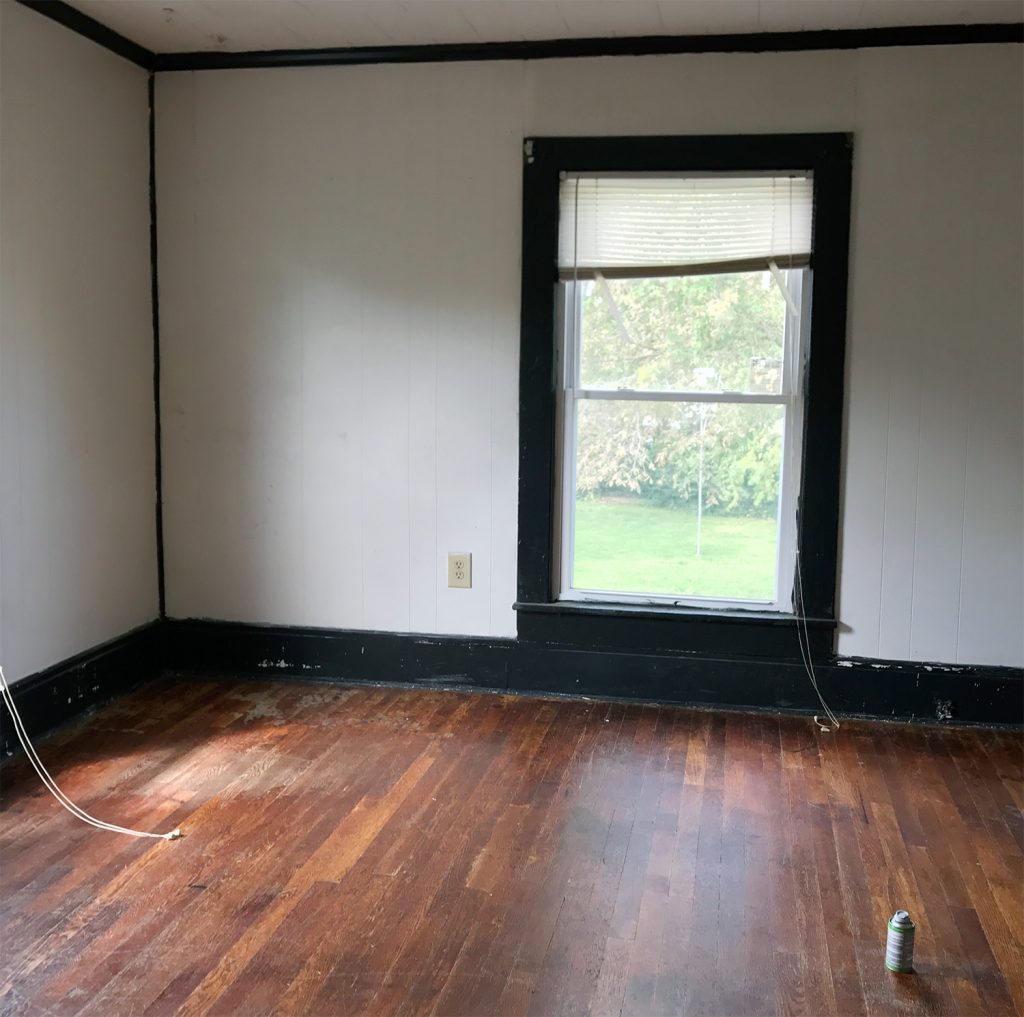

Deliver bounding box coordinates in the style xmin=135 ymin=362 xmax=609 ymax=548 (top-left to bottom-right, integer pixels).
xmin=0 ymin=679 xmax=1021 ymax=1017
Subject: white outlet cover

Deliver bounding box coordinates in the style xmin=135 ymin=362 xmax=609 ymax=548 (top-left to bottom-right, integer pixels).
xmin=447 ymin=552 xmax=472 ymax=588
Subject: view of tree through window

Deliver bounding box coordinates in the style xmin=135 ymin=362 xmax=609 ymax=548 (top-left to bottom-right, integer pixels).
xmin=567 ymin=271 xmax=793 ymax=602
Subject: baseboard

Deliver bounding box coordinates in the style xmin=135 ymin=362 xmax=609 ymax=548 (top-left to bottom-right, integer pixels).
xmin=1 ymin=622 xmax=162 ymax=757
xmin=163 ymin=618 xmax=1023 ymax=727
xmin=4 ymin=618 xmax=1017 ymax=750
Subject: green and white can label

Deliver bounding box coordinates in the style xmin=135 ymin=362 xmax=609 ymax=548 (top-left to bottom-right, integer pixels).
xmin=885 ymin=910 xmax=915 ymax=973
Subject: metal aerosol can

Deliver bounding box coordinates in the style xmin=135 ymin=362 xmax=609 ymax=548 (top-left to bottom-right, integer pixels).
xmin=885 ymin=910 xmax=916 ymax=973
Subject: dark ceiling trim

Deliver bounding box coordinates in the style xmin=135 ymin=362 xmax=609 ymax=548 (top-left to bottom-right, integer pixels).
xmin=154 ymin=22 xmax=1023 ymax=72
xmin=16 ymin=0 xmax=155 ymax=69
xmin=12 ymin=5 xmax=1023 ymax=75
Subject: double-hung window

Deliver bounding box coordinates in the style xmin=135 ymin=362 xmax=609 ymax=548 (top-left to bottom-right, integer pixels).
xmin=555 ymin=174 xmax=813 ymax=610
xmin=516 ymin=136 xmax=852 ymax=658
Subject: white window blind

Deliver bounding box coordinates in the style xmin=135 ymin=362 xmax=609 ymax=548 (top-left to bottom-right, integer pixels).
xmin=558 ymin=174 xmax=813 ymax=280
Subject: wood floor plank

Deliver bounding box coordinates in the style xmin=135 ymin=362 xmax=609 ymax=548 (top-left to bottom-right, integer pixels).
xmin=1 ymin=680 xmax=1021 ymax=1017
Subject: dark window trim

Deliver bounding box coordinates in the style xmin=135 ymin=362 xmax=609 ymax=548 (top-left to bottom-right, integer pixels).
xmin=516 ymin=133 xmax=853 ymax=659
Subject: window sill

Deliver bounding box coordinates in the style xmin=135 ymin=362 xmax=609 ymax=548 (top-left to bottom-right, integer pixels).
xmin=513 ymin=599 xmax=836 ymax=661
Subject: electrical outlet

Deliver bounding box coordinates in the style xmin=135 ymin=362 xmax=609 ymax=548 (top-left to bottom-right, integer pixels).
xmin=447 ymin=552 xmax=472 ymax=588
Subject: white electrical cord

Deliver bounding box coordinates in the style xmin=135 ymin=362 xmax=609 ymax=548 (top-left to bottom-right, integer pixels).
xmin=772 ymin=180 xmax=841 ymax=737
xmin=794 ymin=552 xmax=841 ymax=733
xmin=0 ymin=665 xmax=182 ymax=840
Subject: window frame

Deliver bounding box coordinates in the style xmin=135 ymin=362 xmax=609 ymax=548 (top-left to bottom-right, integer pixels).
xmin=516 ymin=135 xmax=853 ymax=661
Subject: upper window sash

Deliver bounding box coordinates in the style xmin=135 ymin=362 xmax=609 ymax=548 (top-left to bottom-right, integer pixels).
xmin=560 ymin=268 xmax=802 ymax=401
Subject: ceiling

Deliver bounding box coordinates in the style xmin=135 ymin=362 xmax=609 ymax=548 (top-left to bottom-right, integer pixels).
xmin=67 ymin=0 xmax=1024 ymax=55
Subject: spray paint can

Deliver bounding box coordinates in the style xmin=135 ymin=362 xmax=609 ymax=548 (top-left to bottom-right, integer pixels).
xmin=885 ymin=910 xmax=916 ymax=973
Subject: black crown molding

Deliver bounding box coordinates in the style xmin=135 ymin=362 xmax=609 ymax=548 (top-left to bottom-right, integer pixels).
xmin=14 ymin=3 xmax=1023 ymax=75
xmin=16 ymin=0 xmax=155 ymax=69
xmin=152 ymin=23 xmax=1024 ymax=72
xmin=0 ymin=623 xmax=161 ymax=758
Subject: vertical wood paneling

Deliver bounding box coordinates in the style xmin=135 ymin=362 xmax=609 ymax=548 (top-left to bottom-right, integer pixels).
xmin=876 ymin=345 xmax=922 ymax=661
xmin=905 ymin=92 xmax=979 ymax=663
xmin=157 ymin=46 xmax=1022 ymax=666
xmin=355 ymin=79 xmax=415 ymax=632
xmin=404 ymin=106 xmax=443 ymax=636
xmin=834 ymin=149 xmax=888 ymax=659
xmin=847 ymin=48 xmax=1024 ymax=666
xmin=0 ymin=3 xmax=157 ymax=682
xmin=159 ymin=64 xmax=525 ymax=639
xmin=953 ymin=79 xmax=1024 ymax=667
xmin=299 ymin=231 xmax=367 ymax=629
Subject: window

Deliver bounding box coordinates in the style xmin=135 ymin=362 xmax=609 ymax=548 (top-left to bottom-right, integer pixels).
xmin=555 ymin=174 xmax=813 ymax=610
xmin=516 ymin=135 xmax=852 ymax=659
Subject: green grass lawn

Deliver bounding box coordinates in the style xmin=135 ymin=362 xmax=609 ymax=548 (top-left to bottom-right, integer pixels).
xmin=572 ymin=496 xmax=778 ymax=601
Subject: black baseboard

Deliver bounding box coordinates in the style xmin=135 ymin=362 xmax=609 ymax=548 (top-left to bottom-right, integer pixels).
xmin=1 ymin=622 xmax=161 ymax=757
xmin=163 ymin=619 xmax=1023 ymax=727
xmin=3 ymin=618 xmax=1017 ymax=752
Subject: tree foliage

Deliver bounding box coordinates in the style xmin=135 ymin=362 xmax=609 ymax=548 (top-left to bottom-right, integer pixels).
xmin=574 ymin=272 xmax=787 ymax=518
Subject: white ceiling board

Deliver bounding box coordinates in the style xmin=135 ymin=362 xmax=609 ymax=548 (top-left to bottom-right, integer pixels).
xmin=757 ymin=1 xmax=869 ymax=32
xmin=67 ymin=0 xmax=1024 ymax=54
xmin=332 ymin=2 xmax=484 ymax=45
xmin=655 ymin=1 xmax=761 ymax=34
xmin=857 ymin=0 xmax=1023 ymax=29
xmin=458 ymin=2 xmax=573 ymax=41
xmin=554 ymin=1 xmax=668 ymax=38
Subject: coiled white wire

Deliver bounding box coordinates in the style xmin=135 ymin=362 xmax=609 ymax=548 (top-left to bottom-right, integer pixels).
xmin=0 ymin=665 xmax=181 ymax=840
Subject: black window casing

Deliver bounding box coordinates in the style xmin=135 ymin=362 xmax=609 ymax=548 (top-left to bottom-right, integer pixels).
xmin=515 ymin=134 xmax=854 ymax=662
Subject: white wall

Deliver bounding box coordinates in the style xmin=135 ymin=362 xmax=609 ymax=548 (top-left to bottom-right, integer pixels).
xmin=0 ymin=3 xmax=157 ymax=681
xmin=156 ymin=44 xmax=1024 ymax=667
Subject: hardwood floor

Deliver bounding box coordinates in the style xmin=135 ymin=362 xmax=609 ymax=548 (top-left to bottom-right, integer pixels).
xmin=1 ymin=678 xmax=1021 ymax=1017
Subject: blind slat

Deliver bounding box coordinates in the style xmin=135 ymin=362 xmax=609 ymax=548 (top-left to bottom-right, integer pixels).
xmin=558 ymin=175 xmax=813 ymax=272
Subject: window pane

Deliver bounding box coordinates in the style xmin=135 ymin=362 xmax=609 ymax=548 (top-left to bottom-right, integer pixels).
xmin=577 ymin=272 xmax=787 ymax=394
xmin=572 ymin=399 xmax=784 ymax=601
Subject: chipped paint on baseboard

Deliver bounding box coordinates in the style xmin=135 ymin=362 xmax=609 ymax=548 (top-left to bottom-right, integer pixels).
xmin=255 ymin=658 xmax=320 ymax=671
xmin=838 ymin=656 xmax=1004 ymax=676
